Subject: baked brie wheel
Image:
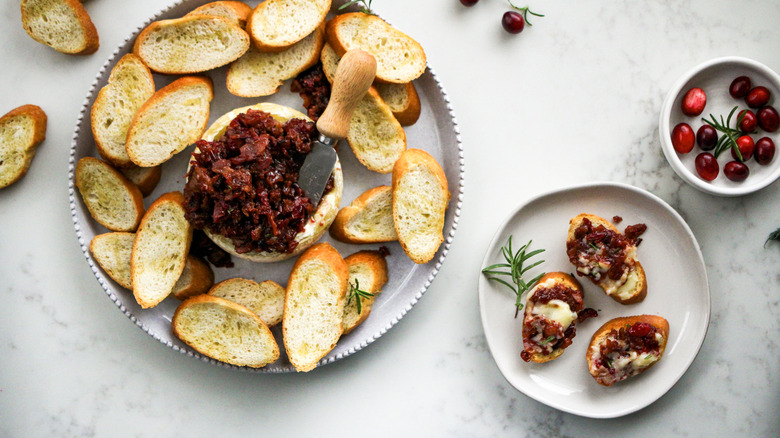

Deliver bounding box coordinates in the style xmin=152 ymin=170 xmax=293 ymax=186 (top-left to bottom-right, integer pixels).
xmin=186 ymin=102 xmax=342 ymax=263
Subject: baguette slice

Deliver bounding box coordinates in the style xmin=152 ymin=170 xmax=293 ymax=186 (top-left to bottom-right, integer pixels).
xmin=342 ymin=250 xmax=388 ymax=334
xmin=209 ymin=278 xmax=285 ymax=326
xmin=392 ymin=149 xmax=450 ymax=264
xmin=374 ymin=82 xmax=421 ymax=126
xmin=566 ymin=213 xmax=647 ymax=304
xmin=186 ymin=1 xmax=253 ymax=28
xmin=0 ymin=104 xmax=47 ymax=189
xmin=20 ymin=0 xmax=99 ymax=55
xmin=347 ymin=87 xmax=407 ymax=173
xmin=119 ymin=164 xmax=162 ymax=197
xmin=173 ymin=294 xmax=280 ymax=368
xmin=521 ymin=272 xmax=588 ymax=363
xmin=283 ymin=243 xmax=348 ymax=372
xmin=226 ymin=24 xmax=325 ymax=97
xmin=131 ymin=192 xmax=193 ymax=308
xmin=586 ymin=315 xmax=669 ymax=386
xmin=171 ymin=256 xmax=215 ymax=300
xmin=326 ymin=12 xmax=426 ymax=84
xmin=330 ymin=185 xmax=397 ymax=243
xmin=247 ymin=0 xmax=330 ymax=52
xmin=75 ymin=157 xmax=145 ymax=231
xmin=126 ymin=76 xmax=214 ymax=167
xmin=133 ymin=15 xmax=250 ymax=74
xmin=91 ymin=53 xmax=155 ymax=168
xmin=89 ymin=232 xmax=135 ymax=289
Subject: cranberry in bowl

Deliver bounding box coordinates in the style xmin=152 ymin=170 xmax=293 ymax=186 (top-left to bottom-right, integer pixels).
xmin=659 ymin=57 xmax=780 ymax=196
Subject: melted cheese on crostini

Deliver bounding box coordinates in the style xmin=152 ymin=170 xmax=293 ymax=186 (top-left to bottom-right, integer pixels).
xmin=531 ymin=299 xmax=577 ymax=330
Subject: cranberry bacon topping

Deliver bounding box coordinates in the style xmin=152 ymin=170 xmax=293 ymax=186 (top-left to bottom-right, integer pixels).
xmin=589 ymin=321 xmax=665 ymax=386
xmin=520 ymin=277 xmax=597 ymax=363
xmin=183 ymin=109 xmax=334 ymax=255
xmin=567 ymin=217 xmax=647 ymax=288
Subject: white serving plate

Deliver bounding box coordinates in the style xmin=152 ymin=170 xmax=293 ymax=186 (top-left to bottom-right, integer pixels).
xmin=478 ymin=182 xmax=710 ymax=418
xmin=659 ymin=56 xmax=780 ymax=196
xmin=68 ymin=0 xmax=464 ymax=373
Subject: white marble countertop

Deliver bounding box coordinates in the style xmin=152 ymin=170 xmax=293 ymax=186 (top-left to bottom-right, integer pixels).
xmin=1 ymin=0 xmax=778 ymax=436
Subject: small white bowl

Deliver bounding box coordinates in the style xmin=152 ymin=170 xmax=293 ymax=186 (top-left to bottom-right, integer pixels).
xmin=660 ymin=56 xmax=780 ymax=196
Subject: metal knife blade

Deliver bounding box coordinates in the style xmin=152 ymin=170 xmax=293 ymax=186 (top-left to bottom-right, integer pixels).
xmin=298 ymin=135 xmax=338 ymax=206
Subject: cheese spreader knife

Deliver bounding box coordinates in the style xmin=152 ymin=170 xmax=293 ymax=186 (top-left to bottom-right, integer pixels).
xmin=298 ymin=49 xmax=377 ymax=205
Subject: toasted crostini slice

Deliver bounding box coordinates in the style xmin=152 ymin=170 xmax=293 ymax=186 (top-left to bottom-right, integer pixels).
xmin=566 ymin=213 xmax=648 ymax=304
xmin=342 ymin=250 xmax=389 ymax=334
xmin=209 ymin=278 xmax=286 ymax=327
xmin=521 ymin=272 xmax=596 ymax=363
xmin=173 ymin=294 xmax=279 ymax=368
xmin=586 ymin=315 xmax=670 ymax=386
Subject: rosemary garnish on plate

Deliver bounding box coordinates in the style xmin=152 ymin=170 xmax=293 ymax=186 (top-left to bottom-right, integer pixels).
xmin=346 ymin=279 xmax=374 ymax=314
xmin=702 ymin=106 xmax=746 ymax=160
xmin=481 ymin=236 xmax=546 ymax=318
xmin=339 ymin=0 xmax=375 ymax=15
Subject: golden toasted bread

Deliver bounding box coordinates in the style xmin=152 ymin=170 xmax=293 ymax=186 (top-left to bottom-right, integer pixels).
xmin=586 ymin=315 xmax=669 ymax=386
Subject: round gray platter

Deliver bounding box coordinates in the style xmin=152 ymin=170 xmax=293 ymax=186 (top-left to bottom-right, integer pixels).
xmin=68 ymin=0 xmax=465 ymax=373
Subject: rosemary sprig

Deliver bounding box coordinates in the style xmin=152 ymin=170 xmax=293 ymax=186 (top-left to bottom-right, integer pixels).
xmin=507 ymin=1 xmax=545 ymax=26
xmin=538 ymin=335 xmax=556 ymax=345
xmin=339 ymin=0 xmax=375 ymax=15
xmin=765 ymin=227 xmax=780 ymax=248
xmin=481 ymin=236 xmax=546 ymax=318
xmin=702 ymin=106 xmax=746 ymax=160
xmin=346 ymin=279 xmax=374 ymax=314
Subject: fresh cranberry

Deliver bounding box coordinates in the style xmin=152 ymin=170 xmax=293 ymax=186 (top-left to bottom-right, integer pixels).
xmin=732 ymin=135 xmax=755 ymax=161
xmin=681 ymin=87 xmax=707 ymax=116
xmin=501 ymin=11 xmax=525 ymax=33
xmin=755 ymin=137 xmax=776 ymax=165
xmin=724 ymin=161 xmax=750 ymax=182
xmin=695 ymin=152 xmax=719 ymax=181
xmin=738 ymin=109 xmax=758 ymax=133
xmin=746 ymin=86 xmax=771 ymax=108
xmin=696 ymin=125 xmax=718 ymax=150
xmin=757 ymin=106 xmax=779 ymax=132
xmin=729 ymin=76 xmax=752 ymax=99
xmin=627 ymin=322 xmax=653 ymax=338
xmin=672 ymin=122 xmax=695 ymax=153
xmin=459 ymin=0 xmax=479 ymax=6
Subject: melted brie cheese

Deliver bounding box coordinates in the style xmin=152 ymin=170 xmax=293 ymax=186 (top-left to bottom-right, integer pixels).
xmin=531 ymin=299 xmax=577 ymax=330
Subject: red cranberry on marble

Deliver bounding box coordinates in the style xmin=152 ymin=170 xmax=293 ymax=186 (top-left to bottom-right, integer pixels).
xmin=501 ymin=11 xmax=525 ymax=34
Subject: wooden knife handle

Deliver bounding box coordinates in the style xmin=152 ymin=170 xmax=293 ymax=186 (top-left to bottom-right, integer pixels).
xmin=316 ymin=49 xmax=377 ymax=140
